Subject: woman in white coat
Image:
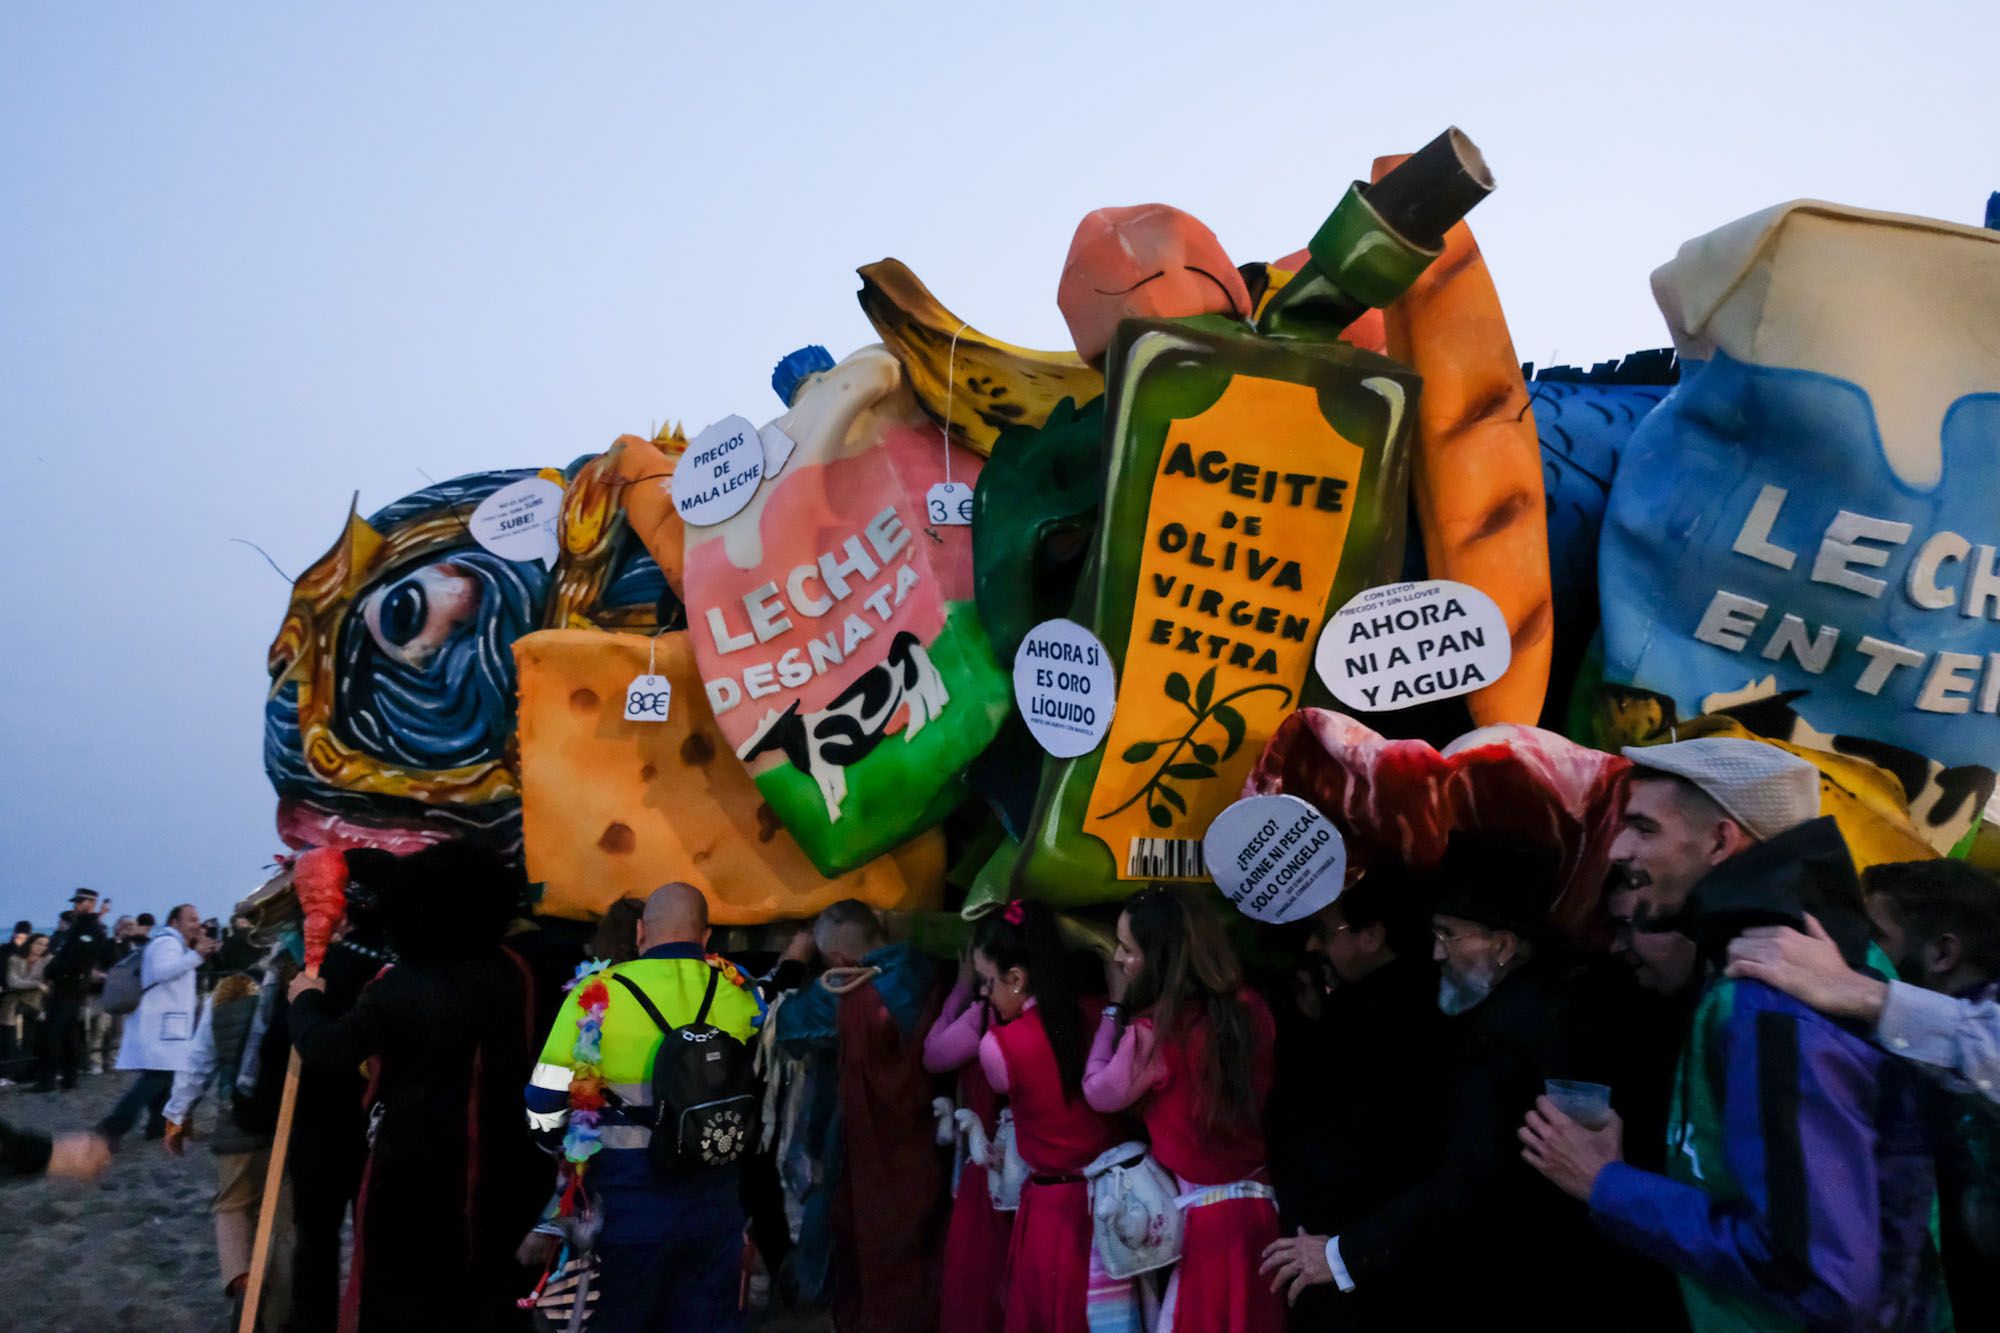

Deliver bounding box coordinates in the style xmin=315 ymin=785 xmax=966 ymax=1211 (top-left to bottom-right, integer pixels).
xmin=100 ymin=904 xmax=217 ymax=1143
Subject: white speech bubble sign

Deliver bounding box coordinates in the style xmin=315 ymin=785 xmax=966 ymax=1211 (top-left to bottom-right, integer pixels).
xmin=1203 ymin=793 xmax=1347 ymax=924
xmin=1013 ymin=618 xmax=1116 ymax=758
xmin=673 ymin=415 xmax=766 ymax=527
xmin=469 ymin=476 xmax=564 ymax=569
xmin=1315 ymin=579 xmax=1513 ymax=713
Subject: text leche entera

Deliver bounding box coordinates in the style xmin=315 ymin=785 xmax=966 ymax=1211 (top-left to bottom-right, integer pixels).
xmin=1693 ymin=485 xmax=2000 ymax=715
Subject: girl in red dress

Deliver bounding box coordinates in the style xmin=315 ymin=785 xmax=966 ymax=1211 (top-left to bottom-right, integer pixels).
xmin=973 ymin=900 xmax=1132 ymax=1333
xmin=1083 ymin=888 xmax=1284 ymax=1333
xmin=923 ymin=952 xmax=1011 ymax=1333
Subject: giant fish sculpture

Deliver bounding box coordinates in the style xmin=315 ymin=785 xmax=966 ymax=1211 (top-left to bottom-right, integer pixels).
xmin=264 ymin=457 xmax=673 ymax=860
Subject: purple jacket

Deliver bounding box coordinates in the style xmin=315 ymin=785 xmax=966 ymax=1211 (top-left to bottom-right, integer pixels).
xmin=1588 ymin=820 xmax=1946 ymax=1331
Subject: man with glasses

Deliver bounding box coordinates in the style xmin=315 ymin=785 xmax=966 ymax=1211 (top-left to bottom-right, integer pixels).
xmin=1263 ymin=830 xmax=1620 ymax=1330
xmin=1266 ymin=866 xmax=1443 ymax=1331
xmin=1519 ymin=737 xmax=1948 ymax=1332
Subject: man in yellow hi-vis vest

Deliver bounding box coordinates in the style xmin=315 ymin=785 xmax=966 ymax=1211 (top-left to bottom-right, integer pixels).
xmin=525 ymin=883 xmax=762 ymax=1332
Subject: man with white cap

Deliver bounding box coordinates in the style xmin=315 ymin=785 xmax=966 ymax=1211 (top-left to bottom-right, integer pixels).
xmin=1518 ymin=737 xmax=1947 ymax=1332
xmin=1601 ymin=736 xmax=1824 ymax=931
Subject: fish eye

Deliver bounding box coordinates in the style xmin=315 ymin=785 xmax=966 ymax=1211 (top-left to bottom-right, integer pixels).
xmin=380 ymin=581 xmax=429 ymax=648
xmin=359 ymin=563 xmax=480 ymax=669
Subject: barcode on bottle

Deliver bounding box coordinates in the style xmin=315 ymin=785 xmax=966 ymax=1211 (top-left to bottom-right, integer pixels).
xmin=1126 ymin=837 xmax=1207 ymax=880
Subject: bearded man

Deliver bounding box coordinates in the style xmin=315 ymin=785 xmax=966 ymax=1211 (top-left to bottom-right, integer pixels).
xmin=1263 ymin=830 xmax=1627 ymax=1330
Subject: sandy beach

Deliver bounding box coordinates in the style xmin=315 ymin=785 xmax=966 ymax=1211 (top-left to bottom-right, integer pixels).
xmin=0 ymin=1072 xmax=827 ymax=1332
xmin=0 ymin=1072 xmax=228 ymax=1331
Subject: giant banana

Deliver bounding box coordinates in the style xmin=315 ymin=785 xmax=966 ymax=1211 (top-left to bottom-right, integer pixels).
xmin=857 ymin=258 xmax=1103 ymax=455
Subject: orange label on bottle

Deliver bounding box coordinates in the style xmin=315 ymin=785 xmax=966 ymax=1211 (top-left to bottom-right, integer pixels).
xmin=1086 ymin=375 xmax=1363 ymax=880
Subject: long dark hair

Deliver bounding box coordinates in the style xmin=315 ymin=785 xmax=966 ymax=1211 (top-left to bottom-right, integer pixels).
xmin=973 ymin=900 xmax=1089 ymax=1099
xmin=591 ymin=897 xmax=646 ymax=965
xmin=1122 ymin=887 xmax=1257 ymax=1135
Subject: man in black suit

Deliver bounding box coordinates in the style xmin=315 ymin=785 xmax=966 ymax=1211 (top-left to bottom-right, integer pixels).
xmin=1266 ymin=865 xmax=1444 ymax=1331
xmin=1264 ymin=832 xmax=1638 ymax=1330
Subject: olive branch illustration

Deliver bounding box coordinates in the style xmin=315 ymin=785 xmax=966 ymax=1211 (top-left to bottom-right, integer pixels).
xmin=1096 ymin=666 xmax=1292 ymax=828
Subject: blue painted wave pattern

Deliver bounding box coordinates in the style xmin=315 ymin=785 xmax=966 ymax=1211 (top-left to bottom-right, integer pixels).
xmin=263 ymin=461 xmax=672 ymax=852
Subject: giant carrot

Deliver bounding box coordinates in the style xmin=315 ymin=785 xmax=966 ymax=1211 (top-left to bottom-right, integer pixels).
xmin=1374 ymin=153 xmax=1552 ymax=726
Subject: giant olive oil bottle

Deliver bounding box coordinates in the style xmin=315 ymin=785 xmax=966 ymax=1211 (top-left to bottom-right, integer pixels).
xmin=1015 ymin=129 xmax=1493 ymax=902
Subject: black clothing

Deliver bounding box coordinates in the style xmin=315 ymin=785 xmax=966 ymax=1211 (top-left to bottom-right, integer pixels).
xmin=1267 ymin=955 xmax=1445 ymax=1332
xmin=35 ymin=915 xmax=111 ymax=1091
xmin=0 ymin=1117 xmax=52 ymax=1177
xmin=1331 ymin=957 xmax=1646 ymax=1331
xmin=43 ymin=916 xmax=112 ymax=999
xmin=291 ymin=946 xmax=545 ymax=1332
xmin=214 ymin=931 xmax=260 ymax=976
xmin=33 ymin=993 xmax=86 ymax=1090
xmin=285 ymin=934 xmax=387 ymax=1330
xmin=1933 ymin=980 xmax=2000 ymax=1331
xmin=100 ymin=1068 xmax=174 ymax=1141
xmin=1270 ymin=955 xmax=1444 ymax=1230
xmin=1683 ymin=816 xmax=1874 ymax=968
xmin=501 ymin=920 xmax=582 ymax=1041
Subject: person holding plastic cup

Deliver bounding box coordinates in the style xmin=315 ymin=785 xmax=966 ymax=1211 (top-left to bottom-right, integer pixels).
xmin=1519 ymin=737 xmax=1949 ymax=1333
xmin=1261 ymin=831 xmax=1617 ymax=1330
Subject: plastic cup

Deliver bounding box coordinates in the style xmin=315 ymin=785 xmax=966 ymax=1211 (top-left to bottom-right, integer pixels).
xmin=1543 ymin=1079 xmax=1613 ymax=1129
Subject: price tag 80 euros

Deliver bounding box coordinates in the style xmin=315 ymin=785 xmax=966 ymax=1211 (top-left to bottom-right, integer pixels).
xmin=624 ymin=675 xmax=672 ymax=723
xmin=926 ymin=481 xmax=974 ymax=526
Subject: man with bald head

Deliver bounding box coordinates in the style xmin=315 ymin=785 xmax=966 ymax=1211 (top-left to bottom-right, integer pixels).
xmin=525 ymin=883 xmax=763 ymax=1332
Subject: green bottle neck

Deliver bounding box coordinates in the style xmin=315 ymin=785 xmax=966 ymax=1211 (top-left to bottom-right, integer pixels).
xmin=1254 ymin=181 xmax=1441 ymax=342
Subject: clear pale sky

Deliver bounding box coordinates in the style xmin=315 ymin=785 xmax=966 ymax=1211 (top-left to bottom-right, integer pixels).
xmin=3 ymin=2 xmax=1995 ymax=930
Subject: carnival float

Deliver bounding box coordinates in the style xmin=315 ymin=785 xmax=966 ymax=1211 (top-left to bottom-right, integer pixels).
xmin=252 ymin=129 xmax=2000 ymax=943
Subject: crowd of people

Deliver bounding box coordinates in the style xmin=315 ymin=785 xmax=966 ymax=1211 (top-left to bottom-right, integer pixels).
xmin=0 ymin=890 xmax=256 ymax=1094
xmin=9 ymin=732 xmax=2000 ymax=1333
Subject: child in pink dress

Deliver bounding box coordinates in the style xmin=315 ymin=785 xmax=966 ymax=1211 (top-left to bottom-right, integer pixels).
xmin=923 ymin=956 xmax=1011 ymax=1333
xmin=974 ymin=900 xmax=1130 ymax=1333
xmin=1083 ymin=888 xmax=1284 ymax=1333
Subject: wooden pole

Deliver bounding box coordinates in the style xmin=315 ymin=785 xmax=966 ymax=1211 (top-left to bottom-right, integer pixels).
xmin=238 ymin=1011 xmax=307 ymax=1332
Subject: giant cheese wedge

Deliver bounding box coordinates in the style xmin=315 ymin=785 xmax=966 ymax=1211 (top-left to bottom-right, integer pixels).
xmin=514 ymin=628 xmax=943 ymax=924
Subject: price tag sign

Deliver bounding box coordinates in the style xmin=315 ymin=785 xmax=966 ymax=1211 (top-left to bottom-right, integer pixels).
xmin=1314 ymin=579 xmax=1513 ymax=712
xmin=926 ymin=481 xmax=974 ymax=526
xmin=1013 ymin=618 xmax=1115 ymax=757
xmin=1202 ymin=794 xmax=1346 ymax=924
xmin=673 ymin=415 xmax=766 ymax=526
xmin=469 ymin=476 xmax=564 ymax=569
xmin=624 ymin=674 xmax=672 ymax=723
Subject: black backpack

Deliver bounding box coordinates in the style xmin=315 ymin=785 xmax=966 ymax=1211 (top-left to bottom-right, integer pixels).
xmin=610 ymin=969 xmax=756 ymax=1171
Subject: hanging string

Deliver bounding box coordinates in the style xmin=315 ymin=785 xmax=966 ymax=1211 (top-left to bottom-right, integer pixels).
xmin=645 ymin=624 xmax=670 ymax=678
xmin=939 ymin=321 xmax=969 ymax=488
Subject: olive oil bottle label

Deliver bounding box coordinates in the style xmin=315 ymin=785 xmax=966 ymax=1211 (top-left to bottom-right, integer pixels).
xmin=1086 ymin=375 xmax=1363 ymax=879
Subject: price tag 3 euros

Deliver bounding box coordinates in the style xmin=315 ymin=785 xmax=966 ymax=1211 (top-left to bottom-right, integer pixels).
xmin=624 ymin=675 xmax=672 ymax=723
xmin=926 ymin=481 xmax=973 ymax=526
